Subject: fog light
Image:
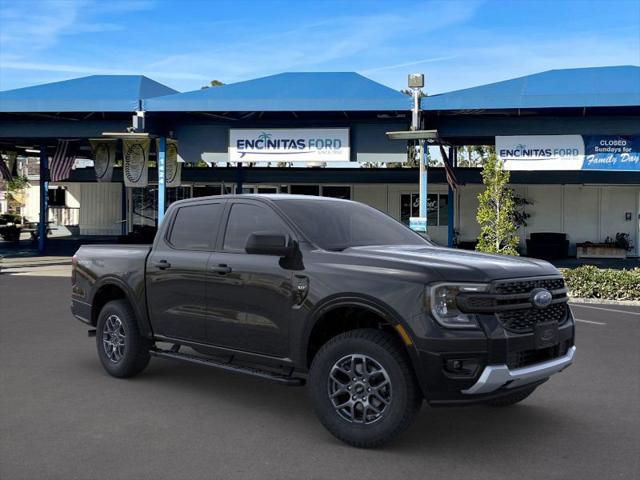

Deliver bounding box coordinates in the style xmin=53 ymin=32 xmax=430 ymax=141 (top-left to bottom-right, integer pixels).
xmin=444 ymin=358 xmax=480 ymax=377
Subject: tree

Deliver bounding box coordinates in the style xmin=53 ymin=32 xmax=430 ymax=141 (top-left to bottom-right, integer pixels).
xmin=457 ymin=145 xmax=495 ymax=167
xmin=201 ymin=79 xmax=225 ymax=89
xmin=475 ymin=153 xmax=519 ymax=255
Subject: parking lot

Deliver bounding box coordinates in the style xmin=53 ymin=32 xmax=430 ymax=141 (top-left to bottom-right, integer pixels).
xmin=1 ymin=265 xmax=639 ymax=480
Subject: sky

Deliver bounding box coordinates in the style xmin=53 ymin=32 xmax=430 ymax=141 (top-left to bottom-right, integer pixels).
xmin=0 ymin=0 xmax=639 ymax=94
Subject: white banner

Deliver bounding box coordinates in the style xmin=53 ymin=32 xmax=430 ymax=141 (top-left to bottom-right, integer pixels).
xmin=229 ymin=128 xmax=350 ymax=163
xmin=156 ymin=138 xmax=181 ymax=187
xmin=123 ymin=138 xmax=149 ymax=187
xmin=497 ymin=135 xmax=585 ymax=170
xmin=90 ymin=139 xmax=116 ymax=182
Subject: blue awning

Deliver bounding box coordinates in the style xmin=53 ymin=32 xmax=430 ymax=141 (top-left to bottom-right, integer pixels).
xmin=0 ymin=75 xmax=178 ymax=113
xmin=422 ymin=66 xmax=640 ymax=111
xmin=145 ymin=72 xmax=411 ymax=112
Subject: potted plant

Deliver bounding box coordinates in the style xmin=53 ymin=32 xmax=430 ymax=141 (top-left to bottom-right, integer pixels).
xmin=576 ymin=233 xmax=633 ymax=259
xmin=0 ymin=212 xmax=23 ymax=242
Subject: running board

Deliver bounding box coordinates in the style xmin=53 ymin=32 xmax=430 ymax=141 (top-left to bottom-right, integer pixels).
xmin=149 ymin=349 xmax=305 ymax=386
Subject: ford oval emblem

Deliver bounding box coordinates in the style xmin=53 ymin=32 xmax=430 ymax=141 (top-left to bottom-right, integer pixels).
xmin=531 ymin=288 xmax=553 ymax=308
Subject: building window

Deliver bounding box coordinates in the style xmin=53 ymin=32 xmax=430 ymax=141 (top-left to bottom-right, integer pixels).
xmin=321 ymin=185 xmax=351 ymax=199
xmin=167 ymin=186 xmax=192 ymax=206
xmin=48 ymin=188 xmax=66 ymax=207
xmin=132 ymin=187 xmax=157 ymax=228
xmin=290 ymin=185 xmax=320 ymax=196
xmin=400 ymin=193 xmax=448 ymax=227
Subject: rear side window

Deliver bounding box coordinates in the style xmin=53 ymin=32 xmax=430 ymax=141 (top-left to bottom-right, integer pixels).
xmin=169 ymin=203 xmax=223 ymax=250
xmin=223 ymin=203 xmax=287 ymax=252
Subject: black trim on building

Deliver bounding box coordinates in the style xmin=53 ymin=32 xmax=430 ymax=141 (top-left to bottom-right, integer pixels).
xmin=66 ymin=167 xmax=640 ymax=185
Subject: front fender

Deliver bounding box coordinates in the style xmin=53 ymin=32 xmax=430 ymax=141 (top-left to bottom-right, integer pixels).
xmin=296 ymin=293 xmax=421 ymax=372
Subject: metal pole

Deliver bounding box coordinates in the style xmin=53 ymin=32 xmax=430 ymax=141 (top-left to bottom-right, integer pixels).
xmin=412 ymin=87 xmax=428 ymax=221
xmin=447 ymin=146 xmax=455 ymax=247
xmin=411 ymin=89 xmax=419 ymax=131
xmin=38 ymin=144 xmax=48 ymax=254
xmin=419 ymin=140 xmax=427 ymax=218
xmin=236 ymin=162 xmax=243 ymax=194
xmin=157 ymin=137 xmax=166 ymax=226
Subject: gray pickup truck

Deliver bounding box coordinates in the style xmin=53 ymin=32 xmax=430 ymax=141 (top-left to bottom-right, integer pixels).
xmin=71 ymin=194 xmax=575 ymax=447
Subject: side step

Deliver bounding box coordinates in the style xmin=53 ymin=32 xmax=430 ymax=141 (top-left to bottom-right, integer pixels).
xmin=149 ymin=348 xmax=305 ymax=386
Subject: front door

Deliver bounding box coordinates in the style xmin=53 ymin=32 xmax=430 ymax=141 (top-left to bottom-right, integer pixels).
xmin=146 ymin=200 xmax=225 ymax=342
xmin=206 ymin=201 xmax=295 ymax=357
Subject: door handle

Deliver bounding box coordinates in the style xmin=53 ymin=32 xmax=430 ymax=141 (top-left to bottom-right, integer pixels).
xmin=211 ymin=264 xmax=232 ymax=274
xmin=153 ymin=260 xmax=171 ymax=270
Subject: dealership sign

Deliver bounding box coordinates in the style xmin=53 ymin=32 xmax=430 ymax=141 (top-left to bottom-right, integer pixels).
xmin=582 ymin=136 xmax=640 ymax=171
xmin=229 ymin=128 xmax=350 ymax=162
xmin=497 ymin=135 xmax=640 ymax=171
xmin=496 ymin=135 xmax=584 ymax=170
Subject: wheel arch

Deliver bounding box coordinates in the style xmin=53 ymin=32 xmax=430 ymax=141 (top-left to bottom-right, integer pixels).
xmin=90 ymin=277 xmax=153 ymax=338
xmin=301 ymin=294 xmax=417 ymax=369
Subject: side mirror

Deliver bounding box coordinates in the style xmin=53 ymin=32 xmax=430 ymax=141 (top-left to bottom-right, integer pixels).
xmin=245 ymin=232 xmax=293 ymax=257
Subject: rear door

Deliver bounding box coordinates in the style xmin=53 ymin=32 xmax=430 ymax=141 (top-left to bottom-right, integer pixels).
xmin=147 ymin=200 xmax=225 ymax=342
xmin=205 ymin=200 xmax=296 ymax=357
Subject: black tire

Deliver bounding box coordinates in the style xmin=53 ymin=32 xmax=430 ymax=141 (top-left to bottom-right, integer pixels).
xmin=308 ymin=329 xmax=422 ymax=448
xmin=486 ymin=386 xmax=537 ymax=407
xmin=96 ymin=299 xmax=151 ymax=378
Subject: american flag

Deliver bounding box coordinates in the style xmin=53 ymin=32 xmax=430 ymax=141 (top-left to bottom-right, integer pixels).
xmin=439 ymin=145 xmax=458 ymax=190
xmin=49 ymin=140 xmax=78 ymax=182
xmin=0 ymin=156 xmax=12 ymax=181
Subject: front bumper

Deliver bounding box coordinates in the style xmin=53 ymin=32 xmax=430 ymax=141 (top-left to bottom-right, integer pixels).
xmin=408 ymin=309 xmax=576 ymax=405
xmin=461 ymin=345 xmax=576 ymax=395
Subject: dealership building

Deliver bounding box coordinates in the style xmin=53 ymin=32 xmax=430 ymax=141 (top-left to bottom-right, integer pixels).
xmin=0 ymin=65 xmax=639 ymax=257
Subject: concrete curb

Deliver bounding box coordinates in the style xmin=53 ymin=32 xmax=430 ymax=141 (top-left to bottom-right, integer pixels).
xmin=569 ymin=297 xmax=640 ymax=306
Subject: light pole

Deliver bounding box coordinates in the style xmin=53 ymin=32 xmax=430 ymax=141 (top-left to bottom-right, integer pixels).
xmin=408 ymin=73 xmax=427 ymax=221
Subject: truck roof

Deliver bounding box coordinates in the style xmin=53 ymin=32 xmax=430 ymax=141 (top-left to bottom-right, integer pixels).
xmin=170 ymin=194 xmax=352 ymax=207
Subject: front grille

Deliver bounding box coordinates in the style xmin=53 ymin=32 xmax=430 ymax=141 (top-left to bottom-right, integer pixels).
xmin=457 ymin=276 xmax=569 ymax=333
xmin=507 ymin=340 xmax=571 ymax=369
xmin=497 ymin=302 xmax=568 ymax=332
xmin=494 ymin=277 xmax=565 ymax=294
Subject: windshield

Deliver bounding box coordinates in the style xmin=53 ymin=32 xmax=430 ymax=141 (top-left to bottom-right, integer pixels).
xmin=274 ymin=199 xmax=430 ymax=251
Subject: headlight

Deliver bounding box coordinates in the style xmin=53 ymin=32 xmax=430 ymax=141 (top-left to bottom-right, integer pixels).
xmin=428 ymin=283 xmax=489 ymax=329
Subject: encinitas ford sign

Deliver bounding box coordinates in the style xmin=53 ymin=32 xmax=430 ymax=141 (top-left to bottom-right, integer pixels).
xmin=229 ymin=128 xmax=350 ymax=162
xmin=497 ymin=135 xmax=640 ymax=171
xmin=497 ymin=135 xmax=585 ymax=170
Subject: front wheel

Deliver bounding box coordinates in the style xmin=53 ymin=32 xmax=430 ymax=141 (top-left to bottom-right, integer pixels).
xmin=308 ymin=329 xmax=422 ymax=448
xmin=96 ymin=299 xmax=151 ymax=378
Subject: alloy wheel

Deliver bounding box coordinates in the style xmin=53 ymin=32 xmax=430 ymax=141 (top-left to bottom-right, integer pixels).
xmin=102 ymin=314 xmax=126 ymax=363
xmin=327 ymin=354 xmax=392 ymax=424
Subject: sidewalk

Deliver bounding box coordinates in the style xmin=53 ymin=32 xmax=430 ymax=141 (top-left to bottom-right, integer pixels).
xmin=0 ymin=255 xmax=72 ymax=270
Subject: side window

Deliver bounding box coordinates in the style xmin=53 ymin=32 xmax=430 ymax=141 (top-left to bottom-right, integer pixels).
xmin=223 ymin=203 xmax=287 ymax=253
xmin=169 ymin=203 xmax=223 ymax=250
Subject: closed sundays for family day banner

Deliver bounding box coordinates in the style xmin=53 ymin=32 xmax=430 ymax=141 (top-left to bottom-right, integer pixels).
xmin=496 ymin=135 xmax=640 ymax=171
xmin=229 ymin=128 xmax=350 ymax=163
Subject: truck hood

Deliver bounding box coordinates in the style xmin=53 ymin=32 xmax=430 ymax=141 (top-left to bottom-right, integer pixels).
xmin=344 ymin=245 xmax=560 ymax=282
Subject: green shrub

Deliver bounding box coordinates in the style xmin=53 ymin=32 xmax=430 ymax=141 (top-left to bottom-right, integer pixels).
xmin=560 ymin=266 xmax=640 ymax=301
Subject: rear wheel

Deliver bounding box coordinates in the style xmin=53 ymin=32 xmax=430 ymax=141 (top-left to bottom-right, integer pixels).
xmin=96 ymin=299 xmax=150 ymax=378
xmin=308 ymin=329 xmax=422 ymax=448
xmin=486 ymin=386 xmax=537 ymax=407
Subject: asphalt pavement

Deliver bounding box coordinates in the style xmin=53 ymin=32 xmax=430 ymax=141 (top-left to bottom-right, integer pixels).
xmin=1 ymin=266 xmax=639 ymax=480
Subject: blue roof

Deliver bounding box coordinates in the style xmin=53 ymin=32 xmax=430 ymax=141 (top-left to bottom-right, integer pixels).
xmin=422 ymin=66 xmax=640 ymax=111
xmin=0 ymin=75 xmax=178 ymax=113
xmin=145 ymin=72 xmax=411 ymax=112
